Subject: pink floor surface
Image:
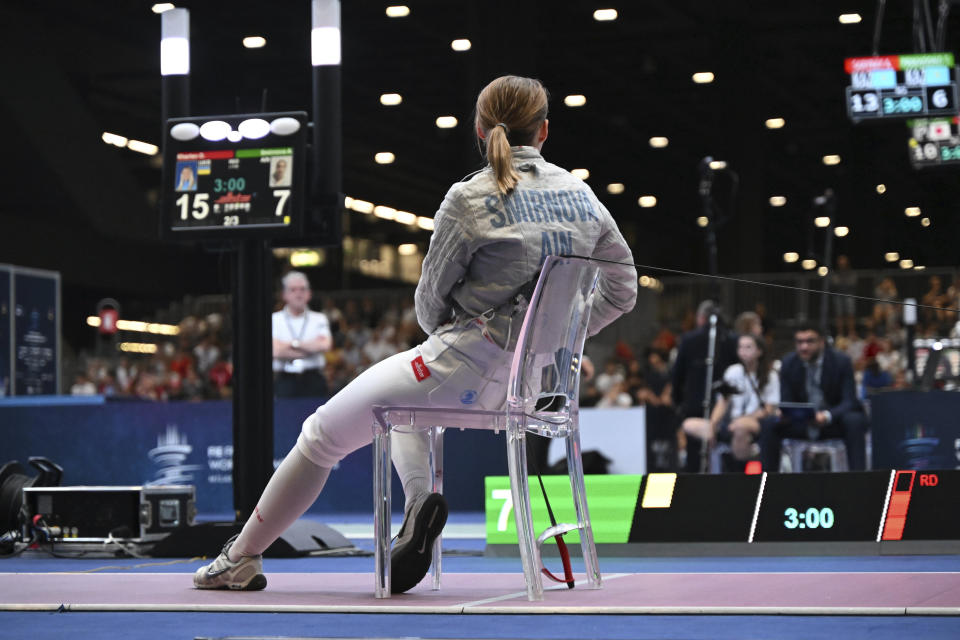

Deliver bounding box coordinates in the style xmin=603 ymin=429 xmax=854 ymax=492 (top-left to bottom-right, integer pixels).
xmin=2 ymin=571 xmax=959 ymax=615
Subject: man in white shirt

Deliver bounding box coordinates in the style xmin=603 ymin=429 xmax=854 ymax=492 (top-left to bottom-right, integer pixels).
xmin=272 ymin=271 xmax=332 ymax=398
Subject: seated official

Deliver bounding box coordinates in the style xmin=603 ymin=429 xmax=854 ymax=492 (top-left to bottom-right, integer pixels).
xmin=759 ymin=322 xmax=868 ymax=471
xmin=272 ymin=271 xmax=332 ymax=398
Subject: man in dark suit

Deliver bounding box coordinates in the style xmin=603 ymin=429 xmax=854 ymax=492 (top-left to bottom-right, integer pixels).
xmin=760 ymin=322 xmax=868 ymax=470
xmin=671 ymin=300 xmax=738 ymax=472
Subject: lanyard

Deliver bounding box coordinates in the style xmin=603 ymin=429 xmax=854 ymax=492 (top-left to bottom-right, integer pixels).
xmin=283 ymin=309 xmax=309 ymax=343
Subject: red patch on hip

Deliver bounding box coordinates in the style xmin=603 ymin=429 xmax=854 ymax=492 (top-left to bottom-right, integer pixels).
xmin=411 ymin=355 xmax=431 ymax=382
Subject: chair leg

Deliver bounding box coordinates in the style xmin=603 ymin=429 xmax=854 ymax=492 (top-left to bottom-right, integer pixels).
xmin=506 ymin=418 xmax=544 ymax=601
xmin=373 ymin=424 xmax=392 ymax=598
xmin=428 ymin=426 xmax=445 ymax=591
xmin=566 ymin=428 xmax=601 ymax=589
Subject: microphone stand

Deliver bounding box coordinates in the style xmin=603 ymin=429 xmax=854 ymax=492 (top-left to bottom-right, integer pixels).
xmin=701 ymin=313 xmax=718 ymax=473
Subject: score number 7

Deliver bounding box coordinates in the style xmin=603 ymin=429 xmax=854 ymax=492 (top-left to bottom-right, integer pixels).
xmin=491 ymin=488 xmax=514 ymax=532
xmin=273 ymin=189 xmax=290 ymax=216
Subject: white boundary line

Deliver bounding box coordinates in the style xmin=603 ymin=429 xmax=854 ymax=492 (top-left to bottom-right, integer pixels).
xmin=748 ymin=472 xmax=767 ymax=543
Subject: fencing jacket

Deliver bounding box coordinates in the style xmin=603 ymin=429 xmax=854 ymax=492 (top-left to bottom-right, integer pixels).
xmin=415 ymin=146 xmax=638 ymax=350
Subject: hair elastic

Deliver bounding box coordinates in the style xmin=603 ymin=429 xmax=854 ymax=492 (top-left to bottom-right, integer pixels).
xmin=495 ymin=122 xmax=510 ymax=134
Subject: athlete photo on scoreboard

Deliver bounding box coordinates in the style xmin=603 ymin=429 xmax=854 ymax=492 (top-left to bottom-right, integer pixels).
xmin=174 ymin=161 xmax=198 ymax=192
xmin=268 ymin=156 xmax=292 ymax=187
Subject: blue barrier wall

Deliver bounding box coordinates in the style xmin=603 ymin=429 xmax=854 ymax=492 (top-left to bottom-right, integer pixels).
xmin=1 ymin=397 xmax=509 ymax=514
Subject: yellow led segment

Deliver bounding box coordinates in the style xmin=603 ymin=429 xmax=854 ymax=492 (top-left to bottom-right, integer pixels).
xmin=641 ymin=473 xmax=677 ymax=508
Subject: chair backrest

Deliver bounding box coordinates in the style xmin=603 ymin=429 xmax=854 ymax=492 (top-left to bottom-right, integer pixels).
xmin=508 ymin=256 xmax=600 ymax=431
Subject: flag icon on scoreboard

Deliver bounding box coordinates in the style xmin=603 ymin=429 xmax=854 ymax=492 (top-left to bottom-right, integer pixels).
xmin=928 ymin=121 xmax=952 ymax=141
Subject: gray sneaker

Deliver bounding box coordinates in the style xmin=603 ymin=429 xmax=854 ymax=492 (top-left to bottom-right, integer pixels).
xmin=390 ymin=492 xmax=447 ymax=594
xmin=193 ymin=534 xmax=267 ymax=590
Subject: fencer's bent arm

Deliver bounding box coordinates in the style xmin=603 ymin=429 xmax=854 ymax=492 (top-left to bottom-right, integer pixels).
xmin=415 ymin=189 xmax=471 ymax=334
xmin=586 ymin=204 xmax=637 ymax=336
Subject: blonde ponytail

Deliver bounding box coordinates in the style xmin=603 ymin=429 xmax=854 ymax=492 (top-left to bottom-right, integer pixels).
xmin=475 ymin=76 xmax=549 ymax=196
xmin=487 ymin=124 xmax=520 ymax=195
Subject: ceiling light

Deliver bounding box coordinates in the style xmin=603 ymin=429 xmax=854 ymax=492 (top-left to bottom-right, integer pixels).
xmin=564 ymin=94 xmax=587 ymax=107
xmin=385 ymin=5 xmax=410 ymax=17
xmin=593 ymin=9 xmax=618 ymax=21
xmin=290 ymin=250 xmax=321 ymax=267
xmin=900 ymin=259 xmax=914 ymax=269
xmin=885 ymin=252 xmax=899 ymax=262
xmin=905 ymin=206 xmax=921 ymax=217
xmin=350 ymin=199 xmax=374 ymax=214
xmin=834 ymin=226 xmax=850 ymax=237
xmin=102 ymin=132 xmax=128 ymax=147
xmin=374 ymin=205 xmax=397 ymax=220
xmin=380 ymin=93 xmax=402 ymax=106
xmin=435 ymin=116 xmax=458 ymax=128
xmin=914 ymin=265 xmax=926 ymax=271
xmin=126 ymin=139 xmax=159 ymax=155
xmin=696 ymin=216 xmax=709 ymax=227
xmin=769 ymin=196 xmax=787 ymax=207
xmin=226 ymin=130 xmax=242 ymax=142
xmin=765 ymin=118 xmax=785 ymax=129
xmin=417 ymin=216 xmax=435 ymax=231
xmin=238 ymin=118 xmax=270 ymax=139
xmin=921 ymin=217 xmax=931 ymax=227
xmin=708 ymin=160 xmax=727 ymax=170
xmin=118 ymin=342 xmax=158 ymax=354
xmin=692 ymin=72 xmax=715 ymax=84
xmin=242 ymin=36 xmax=266 ymax=48
xmin=638 ymin=195 xmax=657 ymax=208
xmin=571 ymin=168 xmax=590 ymax=180
xmin=649 ymin=136 xmax=669 ymax=148
xmin=152 ymin=3 xmax=175 ymax=14
xmin=876 ymin=183 xmax=886 ymax=194
xmin=398 ymin=243 xmax=417 ymax=255
xmin=451 ymin=39 xmax=471 ymax=51
xmin=783 ymin=252 xmax=799 ymax=263
xmin=606 ymin=183 xmax=625 ymax=195
xmin=838 ymin=13 xmax=862 ymax=24
xmin=395 ymin=211 xmax=417 ymax=225
xmin=814 ymin=216 xmax=831 ymax=227
xmin=822 ymin=154 xmax=841 ymax=165
xmin=818 ymin=266 xmax=829 ymax=276
xmin=801 ymin=259 xmax=817 ymax=270
xmin=375 ymin=152 xmax=395 ymax=164
xmin=199 ymin=120 xmax=231 ymax=141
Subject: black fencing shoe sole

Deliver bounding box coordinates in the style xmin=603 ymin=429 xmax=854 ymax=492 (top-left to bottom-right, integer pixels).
xmin=390 ymin=493 xmax=448 ymax=594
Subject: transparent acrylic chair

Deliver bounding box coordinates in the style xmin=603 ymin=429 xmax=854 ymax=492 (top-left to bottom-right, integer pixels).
xmin=371 ymin=255 xmax=603 ymax=601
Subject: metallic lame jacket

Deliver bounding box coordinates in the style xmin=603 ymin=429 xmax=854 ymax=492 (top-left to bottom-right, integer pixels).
xmin=415 ymin=146 xmax=638 ymax=348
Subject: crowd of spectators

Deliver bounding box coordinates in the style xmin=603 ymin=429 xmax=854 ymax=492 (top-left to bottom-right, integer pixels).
xmin=68 ymin=294 xmax=428 ymax=402
xmin=68 ymin=269 xmax=957 ymax=409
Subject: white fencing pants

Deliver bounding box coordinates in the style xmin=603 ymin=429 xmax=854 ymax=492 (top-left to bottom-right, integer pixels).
xmin=297 ymin=322 xmax=511 ymax=506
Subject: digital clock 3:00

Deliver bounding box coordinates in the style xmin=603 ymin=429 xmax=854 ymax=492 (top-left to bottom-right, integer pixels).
xmin=783 ymin=506 xmax=835 ymax=529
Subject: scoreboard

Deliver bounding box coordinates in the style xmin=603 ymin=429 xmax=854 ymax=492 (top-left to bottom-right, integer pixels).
xmin=485 ymin=470 xmax=960 ymax=545
xmin=845 ymin=53 xmax=959 ymax=122
xmin=161 ymin=111 xmax=307 ymax=240
xmin=908 ymin=117 xmax=960 ymax=166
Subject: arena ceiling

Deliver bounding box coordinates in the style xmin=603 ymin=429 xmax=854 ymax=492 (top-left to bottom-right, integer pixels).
xmin=3 ymin=0 xmax=960 ymax=301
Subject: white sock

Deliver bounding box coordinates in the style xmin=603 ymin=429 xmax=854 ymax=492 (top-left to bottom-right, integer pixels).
xmin=391 ymin=430 xmax=432 ymax=514
xmin=228 ymin=446 xmax=331 ymax=560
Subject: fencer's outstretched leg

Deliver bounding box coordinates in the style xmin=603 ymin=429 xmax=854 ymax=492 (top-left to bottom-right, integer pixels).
xmin=193 ymin=445 xmax=331 ymax=590
xmin=390 ymin=429 xmax=447 ymax=593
